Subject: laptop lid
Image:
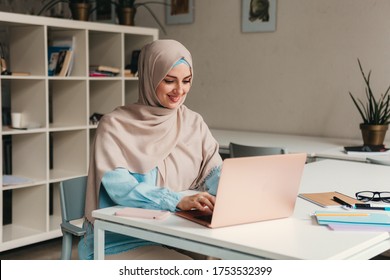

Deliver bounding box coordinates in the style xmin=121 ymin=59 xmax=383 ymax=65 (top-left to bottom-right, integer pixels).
xmin=176 ymin=153 xmax=307 ymax=228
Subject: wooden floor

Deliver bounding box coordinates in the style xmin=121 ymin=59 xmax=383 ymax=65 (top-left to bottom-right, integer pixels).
xmin=0 ymin=237 xmax=389 ymax=260
xmin=0 ymin=237 xmax=79 ymax=260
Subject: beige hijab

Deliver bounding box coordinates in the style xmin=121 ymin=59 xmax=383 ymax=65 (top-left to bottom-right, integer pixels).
xmin=85 ymin=40 xmax=222 ymax=222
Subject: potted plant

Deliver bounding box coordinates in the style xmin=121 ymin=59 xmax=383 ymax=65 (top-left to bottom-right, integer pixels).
xmin=114 ymin=0 xmax=167 ymax=35
xmin=349 ymin=59 xmax=390 ymax=146
xmin=38 ymin=0 xmax=92 ymax=21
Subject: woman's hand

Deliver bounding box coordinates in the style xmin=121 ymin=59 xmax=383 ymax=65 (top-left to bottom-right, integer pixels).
xmin=177 ymin=192 xmax=216 ymax=211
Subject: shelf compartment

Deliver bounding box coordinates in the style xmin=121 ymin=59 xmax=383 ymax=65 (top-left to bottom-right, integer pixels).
xmin=47 ymin=27 xmax=88 ymax=77
xmin=2 ymin=184 xmax=47 ymax=243
xmin=124 ymin=79 xmax=139 ymax=105
xmin=2 ymin=133 xmax=47 ymax=181
xmin=124 ymin=34 xmax=154 ymax=70
xmin=48 ymin=182 xmax=61 ymax=232
xmin=0 ymin=23 xmax=46 ymax=76
xmin=89 ymin=31 xmax=122 ymax=73
xmin=49 ymin=80 xmax=87 ymax=129
xmin=49 ymin=130 xmax=88 ymax=181
xmin=5 ymin=79 xmax=46 ymax=129
xmin=89 ymin=80 xmax=123 ymax=116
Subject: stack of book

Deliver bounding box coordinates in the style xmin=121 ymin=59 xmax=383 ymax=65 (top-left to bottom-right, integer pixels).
xmin=89 ymin=65 xmax=120 ymax=77
xmin=47 ymin=36 xmax=75 ymax=77
xmin=314 ymin=211 xmax=390 ymax=231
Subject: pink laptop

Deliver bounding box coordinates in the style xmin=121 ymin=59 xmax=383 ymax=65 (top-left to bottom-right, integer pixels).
xmin=176 ymin=153 xmax=307 ymax=228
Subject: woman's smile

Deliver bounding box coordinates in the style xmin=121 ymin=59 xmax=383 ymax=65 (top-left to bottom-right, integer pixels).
xmin=168 ymin=94 xmax=181 ymax=103
xmin=156 ymin=63 xmax=192 ymax=109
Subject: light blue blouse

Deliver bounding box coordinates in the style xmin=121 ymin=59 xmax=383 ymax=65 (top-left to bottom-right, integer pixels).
xmin=78 ymin=166 xmax=220 ymax=260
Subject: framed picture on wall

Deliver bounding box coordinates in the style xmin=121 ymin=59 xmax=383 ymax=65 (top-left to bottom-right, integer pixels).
xmin=242 ymin=0 xmax=277 ymax=33
xmin=165 ymin=0 xmax=194 ymax=25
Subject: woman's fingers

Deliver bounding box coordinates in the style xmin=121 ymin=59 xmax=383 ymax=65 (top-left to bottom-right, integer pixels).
xmin=177 ymin=192 xmax=216 ymax=211
xmin=195 ymin=193 xmax=215 ymax=211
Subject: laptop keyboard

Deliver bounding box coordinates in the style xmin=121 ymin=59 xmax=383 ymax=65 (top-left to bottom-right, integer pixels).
xmin=195 ymin=214 xmax=212 ymax=223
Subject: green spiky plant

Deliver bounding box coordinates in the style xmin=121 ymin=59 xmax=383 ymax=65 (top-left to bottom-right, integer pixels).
xmin=349 ymin=59 xmax=390 ymax=125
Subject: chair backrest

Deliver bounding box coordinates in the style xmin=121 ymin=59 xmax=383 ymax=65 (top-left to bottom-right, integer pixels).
xmin=59 ymin=176 xmax=87 ymax=223
xmin=229 ymin=142 xmax=286 ymax=158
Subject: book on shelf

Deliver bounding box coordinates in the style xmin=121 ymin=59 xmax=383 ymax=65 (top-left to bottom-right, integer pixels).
xmin=47 ymin=36 xmax=75 ymax=76
xmin=2 ymin=135 xmax=12 ymax=175
xmin=299 ymin=191 xmax=361 ymax=208
xmin=51 ymin=36 xmax=76 ymax=49
xmin=48 ymin=48 xmax=60 ymax=76
xmin=3 ymin=190 xmax=12 ymax=225
xmin=48 ymin=46 xmax=73 ymax=76
xmin=11 ymin=72 xmax=30 ymax=76
xmin=89 ymin=65 xmax=120 ymax=77
xmin=49 ymin=132 xmax=53 ymax=169
xmin=2 ymin=135 xmax=12 ymax=225
xmin=89 ymin=71 xmax=118 ymax=77
xmin=124 ymin=69 xmax=136 ymax=77
xmin=128 ymin=49 xmax=141 ymax=74
xmin=95 ymin=65 xmax=120 ymax=74
xmin=55 ymin=50 xmax=73 ymax=77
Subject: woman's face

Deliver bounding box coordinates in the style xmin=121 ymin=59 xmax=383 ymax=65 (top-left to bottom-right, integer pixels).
xmin=156 ymin=63 xmax=192 ymax=109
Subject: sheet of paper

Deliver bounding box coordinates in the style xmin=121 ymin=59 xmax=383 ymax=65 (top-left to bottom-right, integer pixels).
xmin=328 ymin=223 xmax=390 ymax=232
xmin=2 ymin=175 xmax=33 ymax=186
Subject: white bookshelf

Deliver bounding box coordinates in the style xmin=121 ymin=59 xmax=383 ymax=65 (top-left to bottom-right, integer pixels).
xmin=0 ymin=11 xmax=158 ymax=252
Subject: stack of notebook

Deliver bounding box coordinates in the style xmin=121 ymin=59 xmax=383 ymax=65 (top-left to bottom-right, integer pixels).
xmin=299 ymin=191 xmax=390 ymax=231
xmin=314 ymin=211 xmax=390 ymax=231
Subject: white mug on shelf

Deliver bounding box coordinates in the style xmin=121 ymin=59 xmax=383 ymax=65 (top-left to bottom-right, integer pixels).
xmin=11 ymin=112 xmax=23 ymax=128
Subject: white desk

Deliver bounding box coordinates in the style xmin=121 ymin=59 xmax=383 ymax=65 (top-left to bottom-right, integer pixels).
xmin=315 ymin=146 xmax=390 ymax=163
xmin=210 ymin=128 xmax=361 ymax=157
xmin=93 ymin=160 xmax=390 ymax=260
xmin=211 ymin=128 xmax=390 ymax=162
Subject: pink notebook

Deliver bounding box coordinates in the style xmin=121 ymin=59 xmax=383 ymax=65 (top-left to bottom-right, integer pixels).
xmin=115 ymin=207 xmax=170 ymax=220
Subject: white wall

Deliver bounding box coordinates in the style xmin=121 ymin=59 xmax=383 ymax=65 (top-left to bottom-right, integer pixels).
xmin=4 ymin=1 xmax=389 ymax=140
xmin=136 ymin=0 xmax=390 ymax=141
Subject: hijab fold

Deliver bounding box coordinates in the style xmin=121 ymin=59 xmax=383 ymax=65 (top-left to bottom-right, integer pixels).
xmin=85 ymin=40 xmax=222 ymax=222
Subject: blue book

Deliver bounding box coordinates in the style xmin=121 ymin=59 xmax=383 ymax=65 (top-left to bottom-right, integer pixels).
xmin=48 ymin=46 xmax=69 ymax=76
xmin=314 ymin=211 xmax=390 ymax=226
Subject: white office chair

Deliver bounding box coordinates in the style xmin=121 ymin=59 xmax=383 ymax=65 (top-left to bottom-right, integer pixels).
xmin=59 ymin=176 xmax=87 ymax=260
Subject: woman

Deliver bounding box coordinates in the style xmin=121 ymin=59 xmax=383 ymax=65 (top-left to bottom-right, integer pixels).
xmin=79 ymin=39 xmax=222 ymax=260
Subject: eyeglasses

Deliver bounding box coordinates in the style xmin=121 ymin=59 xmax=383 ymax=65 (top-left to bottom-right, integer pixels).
xmin=355 ymin=191 xmax=390 ymax=203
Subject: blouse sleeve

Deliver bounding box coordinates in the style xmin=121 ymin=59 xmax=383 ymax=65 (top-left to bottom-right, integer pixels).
xmin=101 ymin=167 xmax=184 ymax=212
xmin=203 ymin=165 xmax=221 ymax=196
